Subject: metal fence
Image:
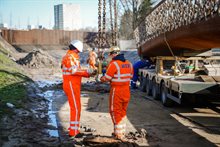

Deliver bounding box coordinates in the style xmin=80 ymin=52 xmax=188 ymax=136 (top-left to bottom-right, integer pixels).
xmin=1 ymin=29 xmax=98 ymax=47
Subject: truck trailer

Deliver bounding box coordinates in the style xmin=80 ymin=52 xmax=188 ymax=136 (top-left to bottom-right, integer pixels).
xmin=138 ymin=54 xmax=220 ymax=106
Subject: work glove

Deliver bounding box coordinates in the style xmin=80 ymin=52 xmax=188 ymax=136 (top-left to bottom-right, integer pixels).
xmin=87 ymin=68 xmax=94 ymax=74
xmin=87 ymin=68 xmax=97 ymax=77
xmin=92 ymin=69 xmax=98 ymax=75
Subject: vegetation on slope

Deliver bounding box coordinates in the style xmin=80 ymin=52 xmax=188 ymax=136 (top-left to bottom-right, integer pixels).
xmin=0 ymin=45 xmax=31 ymax=119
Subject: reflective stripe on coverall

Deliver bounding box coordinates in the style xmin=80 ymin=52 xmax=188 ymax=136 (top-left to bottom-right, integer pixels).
xmin=102 ymin=60 xmax=133 ymax=138
xmin=62 ymin=50 xmax=89 ymax=136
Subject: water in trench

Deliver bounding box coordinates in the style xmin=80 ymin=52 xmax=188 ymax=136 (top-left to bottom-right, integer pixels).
xmin=36 ymin=80 xmax=62 ymax=137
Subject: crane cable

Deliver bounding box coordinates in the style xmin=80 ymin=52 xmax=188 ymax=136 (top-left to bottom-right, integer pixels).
xmin=163 ymin=32 xmax=175 ymax=57
xmin=109 ymin=0 xmax=114 ymax=46
xmin=163 ymin=32 xmax=184 ymax=75
xmin=114 ymin=0 xmax=118 ymax=46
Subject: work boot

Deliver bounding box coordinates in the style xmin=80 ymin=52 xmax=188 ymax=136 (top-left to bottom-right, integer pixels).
xmin=112 ymin=132 xmax=127 ymax=142
xmin=69 ymin=127 xmax=80 ymax=137
xmin=75 ymin=133 xmax=84 ymax=138
xmin=116 ymin=135 xmax=127 ymax=142
xmin=69 ymin=133 xmax=84 ymax=138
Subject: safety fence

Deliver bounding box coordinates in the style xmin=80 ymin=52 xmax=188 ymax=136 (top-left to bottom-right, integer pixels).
xmin=1 ymin=29 xmax=99 ymax=47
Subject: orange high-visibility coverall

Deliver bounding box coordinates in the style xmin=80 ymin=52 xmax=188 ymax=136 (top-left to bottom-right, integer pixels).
xmin=101 ymin=59 xmax=133 ymax=139
xmin=61 ymin=50 xmax=89 ymax=136
xmin=87 ymin=51 xmax=97 ymax=69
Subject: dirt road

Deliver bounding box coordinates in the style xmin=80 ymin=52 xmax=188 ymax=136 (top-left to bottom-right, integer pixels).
xmin=37 ymin=49 xmax=220 ymax=146
xmin=51 ymin=78 xmax=220 ymax=146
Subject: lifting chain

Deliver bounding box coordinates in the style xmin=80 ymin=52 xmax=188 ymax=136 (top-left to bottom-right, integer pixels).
xmin=98 ymin=0 xmax=117 ymax=47
xmin=114 ymin=0 xmax=118 ymax=46
xmin=98 ymin=0 xmax=102 ymax=48
xmin=109 ymin=0 xmax=114 ymax=46
xmin=102 ymin=0 xmax=106 ymax=48
xmin=97 ymin=0 xmax=105 ymax=77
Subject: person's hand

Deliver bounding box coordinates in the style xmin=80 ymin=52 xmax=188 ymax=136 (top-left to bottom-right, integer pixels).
xmin=87 ymin=68 xmax=94 ymax=76
xmin=87 ymin=68 xmax=97 ymax=77
xmin=100 ymin=76 xmax=105 ymax=82
xmin=92 ymin=69 xmax=98 ymax=75
xmin=90 ymin=69 xmax=97 ymax=77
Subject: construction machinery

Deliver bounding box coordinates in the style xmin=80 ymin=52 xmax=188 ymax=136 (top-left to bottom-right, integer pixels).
xmin=134 ymin=0 xmax=220 ymax=106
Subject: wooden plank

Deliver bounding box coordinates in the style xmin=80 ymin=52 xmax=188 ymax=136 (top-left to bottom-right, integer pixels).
xmin=212 ymin=76 xmax=220 ymax=82
xmin=200 ymin=75 xmax=216 ymax=83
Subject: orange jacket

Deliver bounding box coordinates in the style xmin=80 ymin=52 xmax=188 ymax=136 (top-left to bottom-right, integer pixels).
xmin=101 ymin=59 xmax=133 ymax=86
xmin=62 ymin=50 xmax=89 ymax=85
xmin=87 ymin=51 xmax=97 ymax=65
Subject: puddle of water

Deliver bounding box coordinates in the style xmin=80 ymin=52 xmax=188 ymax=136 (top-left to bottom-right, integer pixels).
xmin=45 ymin=90 xmax=59 ymax=137
xmin=47 ymin=112 xmax=59 ymax=137
xmin=36 ymin=81 xmax=61 ymax=137
xmin=81 ymin=93 xmax=89 ymax=97
xmin=36 ymin=80 xmax=62 ymax=88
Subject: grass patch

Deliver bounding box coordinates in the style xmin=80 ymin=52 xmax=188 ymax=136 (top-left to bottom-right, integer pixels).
xmin=0 ymin=44 xmax=10 ymax=56
xmin=0 ymin=48 xmax=31 ymax=119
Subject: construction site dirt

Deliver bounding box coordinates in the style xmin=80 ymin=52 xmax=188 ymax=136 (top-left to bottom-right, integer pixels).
xmin=1 ymin=49 xmax=220 ymax=147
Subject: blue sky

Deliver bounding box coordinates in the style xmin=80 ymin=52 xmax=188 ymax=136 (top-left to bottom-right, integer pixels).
xmin=0 ymin=0 xmax=98 ymax=29
xmin=0 ymin=0 xmax=160 ymax=30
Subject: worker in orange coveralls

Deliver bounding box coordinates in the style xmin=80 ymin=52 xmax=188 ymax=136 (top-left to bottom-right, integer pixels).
xmin=61 ymin=40 xmax=94 ymax=137
xmin=100 ymin=46 xmax=133 ymax=140
xmin=87 ymin=48 xmax=98 ymax=69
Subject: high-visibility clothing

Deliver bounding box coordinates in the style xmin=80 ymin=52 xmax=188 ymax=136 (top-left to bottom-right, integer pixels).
xmin=62 ymin=50 xmax=89 ymax=137
xmin=87 ymin=51 xmax=97 ymax=69
xmin=109 ymin=85 xmax=130 ymax=139
xmin=101 ymin=54 xmax=133 ymax=139
xmin=103 ymin=60 xmax=133 ymax=86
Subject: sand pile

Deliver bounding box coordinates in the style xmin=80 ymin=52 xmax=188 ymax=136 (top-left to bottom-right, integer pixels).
xmin=17 ymin=48 xmax=58 ymax=68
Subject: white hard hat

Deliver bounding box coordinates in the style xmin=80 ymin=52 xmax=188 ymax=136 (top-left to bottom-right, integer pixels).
xmin=70 ymin=40 xmax=83 ymax=52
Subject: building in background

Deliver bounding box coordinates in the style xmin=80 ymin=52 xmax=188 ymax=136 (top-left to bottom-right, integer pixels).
xmin=0 ymin=23 xmax=8 ymax=29
xmin=27 ymin=25 xmax=36 ymax=30
xmin=54 ymin=4 xmax=81 ymax=30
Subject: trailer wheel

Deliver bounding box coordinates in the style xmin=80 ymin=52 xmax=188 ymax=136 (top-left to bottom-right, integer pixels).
xmin=152 ymin=79 xmax=158 ymax=99
xmin=140 ymin=75 xmax=146 ymax=92
xmin=160 ymin=82 xmax=173 ymax=107
xmin=146 ymin=76 xmax=152 ymax=96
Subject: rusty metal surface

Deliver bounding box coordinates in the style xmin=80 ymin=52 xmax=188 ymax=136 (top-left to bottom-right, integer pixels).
xmin=83 ymin=136 xmax=120 ymax=145
xmin=134 ymin=0 xmax=220 ymax=57
xmin=140 ymin=15 xmax=220 ymax=57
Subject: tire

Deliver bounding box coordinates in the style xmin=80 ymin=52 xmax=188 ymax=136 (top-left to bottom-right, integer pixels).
xmin=152 ymin=78 xmax=159 ymax=99
xmin=160 ymin=82 xmax=173 ymax=107
xmin=140 ymin=75 xmax=146 ymax=92
xmin=146 ymin=76 xmax=152 ymax=96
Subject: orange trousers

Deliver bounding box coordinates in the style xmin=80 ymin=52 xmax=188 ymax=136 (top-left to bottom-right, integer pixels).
xmin=109 ymin=85 xmax=130 ymax=137
xmin=63 ymin=80 xmax=81 ymax=136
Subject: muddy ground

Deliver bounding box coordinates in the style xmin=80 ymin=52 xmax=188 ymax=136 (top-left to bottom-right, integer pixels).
xmin=1 ymin=49 xmax=220 ymax=147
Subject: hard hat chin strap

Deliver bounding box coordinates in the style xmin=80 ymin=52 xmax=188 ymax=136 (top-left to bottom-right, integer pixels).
xmin=110 ymin=51 xmax=120 ymax=55
xmin=69 ymin=44 xmax=77 ymax=50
